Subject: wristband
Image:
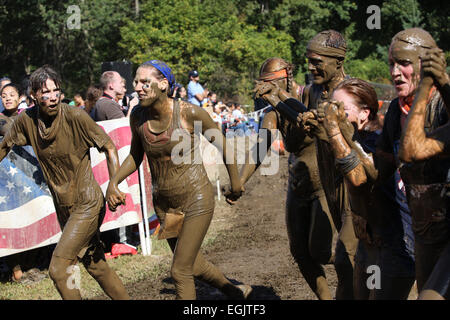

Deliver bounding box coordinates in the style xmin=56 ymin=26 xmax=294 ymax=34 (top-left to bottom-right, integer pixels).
xmin=335 ymin=149 xmax=360 ymax=174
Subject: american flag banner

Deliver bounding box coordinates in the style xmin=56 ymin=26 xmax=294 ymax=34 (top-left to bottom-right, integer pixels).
xmin=0 ymin=144 xmax=61 ymax=257
xmin=0 ymin=117 xmax=159 ymax=258
xmin=92 ymin=118 xmax=152 ymax=233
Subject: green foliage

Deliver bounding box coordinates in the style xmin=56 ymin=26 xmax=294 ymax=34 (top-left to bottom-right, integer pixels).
xmin=119 ymin=0 xmax=293 ymax=103
xmin=346 ymin=56 xmax=391 ymax=84
xmin=0 ymin=0 xmax=448 ymax=103
xmin=0 ymin=0 xmax=133 ymax=96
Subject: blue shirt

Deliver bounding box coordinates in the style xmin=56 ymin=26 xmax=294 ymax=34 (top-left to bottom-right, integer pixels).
xmin=187 ymin=81 xmax=206 ymax=106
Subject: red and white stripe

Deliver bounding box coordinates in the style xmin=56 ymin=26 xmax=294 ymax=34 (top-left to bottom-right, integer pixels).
xmin=0 ymin=118 xmax=160 ymax=257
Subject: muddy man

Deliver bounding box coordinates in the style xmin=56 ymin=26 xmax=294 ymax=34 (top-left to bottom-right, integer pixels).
xmin=242 ymin=41 xmax=357 ymax=299
xmin=398 ymin=28 xmax=450 ymax=300
xmin=0 ymin=66 xmax=130 ymax=300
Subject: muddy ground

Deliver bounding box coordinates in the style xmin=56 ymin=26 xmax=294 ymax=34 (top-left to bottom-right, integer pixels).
xmin=112 ymin=153 xmax=338 ymax=300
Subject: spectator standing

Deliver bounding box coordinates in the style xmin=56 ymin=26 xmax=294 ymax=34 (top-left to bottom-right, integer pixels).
xmin=84 ymin=85 xmax=102 ymax=119
xmin=187 ymin=70 xmax=208 ymax=106
xmin=93 ymin=71 xmax=126 ymax=121
xmin=70 ymin=93 xmax=85 ymax=109
xmin=175 ymin=85 xmax=187 ymax=101
xmin=211 ymin=105 xmax=222 ymax=130
xmin=0 ymin=77 xmax=11 ymax=111
xmin=207 ymin=92 xmax=218 ymax=107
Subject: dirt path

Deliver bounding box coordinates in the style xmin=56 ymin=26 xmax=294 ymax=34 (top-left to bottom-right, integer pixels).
xmin=120 ymin=153 xmax=338 ymax=300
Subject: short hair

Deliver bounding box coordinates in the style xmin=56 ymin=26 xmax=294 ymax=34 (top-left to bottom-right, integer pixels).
xmin=100 ymin=71 xmax=119 ymax=90
xmin=85 ymin=84 xmax=103 ymax=103
xmin=29 ymin=65 xmax=61 ymax=93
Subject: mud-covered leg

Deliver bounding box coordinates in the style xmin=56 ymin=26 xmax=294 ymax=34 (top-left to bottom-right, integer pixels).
xmin=81 ymin=246 xmax=130 ymax=300
xmin=286 ymin=190 xmax=332 ymax=300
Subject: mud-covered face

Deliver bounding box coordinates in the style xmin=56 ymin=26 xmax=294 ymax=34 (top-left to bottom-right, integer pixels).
xmin=388 ymin=41 xmax=421 ymax=99
xmin=134 ymin=67 xmax=168 ymax=107
xmin=34 ymin=79 xmax=61 ymax=117
xmin=1 ymin=86 xmax=20 ymax=112
xmin=307 ymin=51 xmax=341 ymax=85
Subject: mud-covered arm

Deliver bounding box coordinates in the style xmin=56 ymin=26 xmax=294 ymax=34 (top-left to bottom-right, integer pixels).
xmin=254 ymin=81 xmax=308 ymax=127
xmin=321 ymin=101 xmax=372 ymax=187
xmin=183 ymin=104 xmax=242 ymax=199
xmin=106 ymin=115 xmax=145 ymax=210
xmin=0 ymin=114 xmax=28 ymax=162
xmin=239 ymin=111 xmax=277 ymax=186
xmin=400 ymin=52 xmax=450 ymax=162
xmin=422 ymin=48 xmax=450 ymax=117
xmin=99 ymin=139 xmax=121 ymax=182
xmin=0 ymin=114 xmax=14 ymax=136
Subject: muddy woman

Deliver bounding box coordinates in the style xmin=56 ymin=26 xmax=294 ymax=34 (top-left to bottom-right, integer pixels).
xmin=106 ymin=60 xmax=252 ymax=300
xmin=0 ymin=66 xmax=130 ymax=300
xmin=398 ymin=29 xmax=450 ymax=300
xmin=320 ymin=78 xmax=418 ymax=299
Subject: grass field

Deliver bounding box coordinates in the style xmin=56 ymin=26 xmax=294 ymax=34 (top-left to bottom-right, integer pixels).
xmin=0 ymin=201 xmax=230 ymax=301
xmin=0 ymin=235 xmax=173 ymax=300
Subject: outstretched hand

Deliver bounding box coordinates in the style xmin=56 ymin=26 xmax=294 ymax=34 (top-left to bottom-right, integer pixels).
xmin=106 ymin=183 xmax=127 ymax=212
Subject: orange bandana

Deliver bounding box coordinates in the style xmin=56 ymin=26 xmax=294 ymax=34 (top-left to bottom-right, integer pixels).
xmin=399 ymin=87 xmax=436 ymax=115
xmin=258 ymin=69 xmax=288 ymax=81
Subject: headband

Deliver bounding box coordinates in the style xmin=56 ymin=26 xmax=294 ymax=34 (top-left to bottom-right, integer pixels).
xmin=307 ymin=42 xmax=346 ymax=59
xmin=258 ymin=69 xmax=288 ymax=81
xmin=142 ymin=60 xmax=175 ymax=91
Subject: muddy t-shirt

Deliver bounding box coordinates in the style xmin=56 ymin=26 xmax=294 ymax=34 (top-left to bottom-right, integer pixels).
xmin=130 ymin=101 xmax=214 ymax=218
xmin=1 ymin=103 xmax=111 ymax=206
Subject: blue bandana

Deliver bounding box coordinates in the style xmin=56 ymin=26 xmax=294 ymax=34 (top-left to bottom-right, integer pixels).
xmin=142 ymin=60 xmax=175 ymax=91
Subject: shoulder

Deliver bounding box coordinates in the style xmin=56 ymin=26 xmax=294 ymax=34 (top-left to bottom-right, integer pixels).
xmin=180 ymin=100 xmax=204 ymax=118
xmin=129 ymin=105 xmax=144 ymax=124
xmin=383 ymin=98 xmax=400 ymax=121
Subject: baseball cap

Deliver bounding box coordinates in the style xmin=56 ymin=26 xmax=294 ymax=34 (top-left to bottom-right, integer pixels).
xmin=189 ymin=70 xmax=199 ymax=78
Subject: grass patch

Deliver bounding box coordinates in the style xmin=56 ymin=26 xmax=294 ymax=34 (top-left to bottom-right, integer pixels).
xmin=0 ymin=214 xmax=232 ymax=300
xmin=0 ymin=235 xmax=173 ymax=300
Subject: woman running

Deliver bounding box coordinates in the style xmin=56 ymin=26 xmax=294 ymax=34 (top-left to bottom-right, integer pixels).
xmin=106 ymin=60 xmax=251 ymax=300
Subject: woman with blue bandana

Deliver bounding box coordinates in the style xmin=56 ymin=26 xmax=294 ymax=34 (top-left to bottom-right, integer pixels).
xmin=106 ymin=60 xmax=252 ymax=300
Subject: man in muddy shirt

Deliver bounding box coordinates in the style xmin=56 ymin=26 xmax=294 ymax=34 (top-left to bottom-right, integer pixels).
xmin=242 ymin=42 xmax=356 ymax=299
xmin=397 ymin=28 xmax=450 ymax=299
xmin=0 ymin=65 xmax=129 ymax=300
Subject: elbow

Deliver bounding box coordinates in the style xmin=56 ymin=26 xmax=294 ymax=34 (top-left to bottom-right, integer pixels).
xmin=399 ymin=146 xmax=421 ymax=163
xmin=349 ymin=175 xmax=368 ymax=188
xmin=398 ymin=148 xmax=411 ymax=163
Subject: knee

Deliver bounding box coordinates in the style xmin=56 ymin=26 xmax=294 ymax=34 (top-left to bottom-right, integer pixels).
xmin=84 ymin=259 xmax=109 ymax=279
xmin=49 ymin=259 xmax=70 ymax=283
xmin=171 ymin=264 xmax=192 ymax=284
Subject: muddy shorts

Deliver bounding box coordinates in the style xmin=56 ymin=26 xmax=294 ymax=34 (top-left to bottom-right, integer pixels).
xmin=53 ymin=200 xmax=106 ymax=261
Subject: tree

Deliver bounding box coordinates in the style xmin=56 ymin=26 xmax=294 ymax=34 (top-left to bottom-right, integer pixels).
xmin=120 ymin=0 xmax=293 ymax=103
